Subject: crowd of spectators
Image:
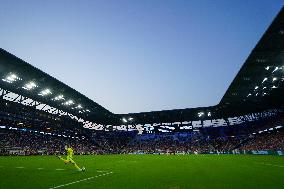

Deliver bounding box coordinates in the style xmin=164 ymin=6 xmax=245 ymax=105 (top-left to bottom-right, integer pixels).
xmin=0 ymin=129 xmax=96 ymax=155
xmin=239 ymin=131 xmax=284 ymax=151
xmin=1 ymin=124 xmax=283 ymax=156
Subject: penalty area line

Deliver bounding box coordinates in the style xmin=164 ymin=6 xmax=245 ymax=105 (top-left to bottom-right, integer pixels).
xmin=48 ymin=172 xmax=113 ymax=189
xmin=96 ymin=170 xmax=110 ymax=173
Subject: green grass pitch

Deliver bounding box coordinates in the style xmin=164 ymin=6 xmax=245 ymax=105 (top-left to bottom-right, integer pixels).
xmin=0 ymin=155 xmax=283 ymax=189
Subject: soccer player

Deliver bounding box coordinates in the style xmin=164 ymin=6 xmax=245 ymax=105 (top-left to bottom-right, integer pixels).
xmin=57 ymin=145 xmax=85 ymax=172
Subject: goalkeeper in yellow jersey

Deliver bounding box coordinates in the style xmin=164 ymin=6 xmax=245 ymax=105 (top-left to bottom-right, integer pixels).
xmin=57 ymin=145 xmax=85 ymax=172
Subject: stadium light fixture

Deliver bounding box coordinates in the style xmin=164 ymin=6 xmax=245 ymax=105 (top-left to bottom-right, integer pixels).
xmin=2 ymin=73 xmax=22 ymax=83
xmin=128 ymin=117 xmax=134 ymax=121
xmin=54 ymin=94 xmax=64 ymax=101
xmin=207 ymin=112 xmax=211 ymax=117
xmin=262 ymin=78 xmax=267 ymax=83
xmin=247 ymin=93 xmax=251 ymax=97
xmin=64 ymin=100 xmax=74 ymax=105
xmin=76 ymin=104 xmax=82 ymax=109
xmin=263 ymin=87 xmax=267 ymax=89
xmin=265 ymin=66 xmax=270 ymax=70
xmin=272 ymin=67 xmax=279 ymax=73
xmin=272 ymin=85 xmax=277 ymax=89
xmin=254 ymin=86 xmax=258 ymax=90
xmin=39 ymin=88 xmax=52 ymax=96
xmin=273 ymin=77 xmax=277 ymax=81
xmin=198 ymin=112 xmax=204 ymax=117
xmin=22 ymin=81 xmax=37 ymax=90
xmin=122 ymin=118 xmax=127 ymax=123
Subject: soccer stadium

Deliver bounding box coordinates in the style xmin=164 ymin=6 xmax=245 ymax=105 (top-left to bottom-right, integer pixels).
xmin=1 ymin=2 xmax=284 ymax=189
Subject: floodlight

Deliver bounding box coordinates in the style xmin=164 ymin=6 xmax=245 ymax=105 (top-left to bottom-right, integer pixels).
xmin=198 ymin=112 xmax=204 ymax=117
xmin=54 ymin=94 xmax=64 ymax=101
xmin=122 ymin=118 xmax=127 ymax=123
xmin=22 ymin=81 xmax=37 ymax=90
xmin=254 ymin=86 xmax=258 ymax=90
xmin=207 ymin=112 xmax=211 ymax=117
xmin=64 ymin=100 xmax=74 ymax=105
xmin=247 ymin=93 xmax=251 ymax=97
xmin=128 ymin=117 xmax=134 ymax=121
xmin=2 ymin=73 xmax=21 ymax=83
xmin=262 ymin=78 xmax=267 ymax=83
xmin=39 ymin=88 xmax=52 ymax=96
xmin=273 ymin=77 xmax=277 ymax=81
xmin=265 ymin=66 xmax=270 ymax=70
xmin=272 ymin=67 xmax=279 ymax=73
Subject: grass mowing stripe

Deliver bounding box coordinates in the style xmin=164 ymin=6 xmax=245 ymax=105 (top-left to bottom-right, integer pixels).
xmin=48 ymin=172 xmax=113 ymax=189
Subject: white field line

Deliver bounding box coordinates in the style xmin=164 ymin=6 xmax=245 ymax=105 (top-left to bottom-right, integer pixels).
xmin=55 ymin=169 xmax=66 ymax=171
xmin=96 ymin=170 xmax=109 ymax=173
xmin=255 ymin=162 xmax=284 ymax=168
xmin=15 ymin=167 xmax=25 ymax=169
xmin=48 ymin=172 xmax=113 ymax=189
xmin=37 ymin=168 xmax=44 ymax=170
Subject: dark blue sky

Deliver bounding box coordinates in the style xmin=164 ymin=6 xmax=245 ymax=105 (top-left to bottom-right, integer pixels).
xmin=0 ymin=0 xmax=282 ymax=113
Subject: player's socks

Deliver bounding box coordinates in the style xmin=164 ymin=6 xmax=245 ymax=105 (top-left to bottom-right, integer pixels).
xmin=77 ymin=167 xmax=85 ymax=172
xmin=74 ymin=163 xmax=81 ymax=170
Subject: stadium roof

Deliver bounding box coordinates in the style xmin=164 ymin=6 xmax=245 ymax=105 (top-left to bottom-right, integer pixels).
xmin=0 ymin=7 xmax=284 ymax=126
xmin=0 ymin=50 xmax=119 ymax=124
xmin=120 ymin=7 xmax=284 ymax=124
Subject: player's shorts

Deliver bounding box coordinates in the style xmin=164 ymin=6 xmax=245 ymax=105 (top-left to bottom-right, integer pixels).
xmin=66 ymin=156 xmax=75 ymax=164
